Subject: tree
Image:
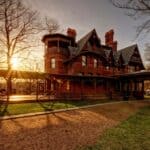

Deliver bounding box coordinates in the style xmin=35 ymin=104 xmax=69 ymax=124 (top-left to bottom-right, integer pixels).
xmin=0 ymin=0 xmax=41 ymax=99
xmin=111 ymin=0 xmax=150 ymax=37
xmin=43 ymin=17 xmax=60 ymax=34
xmin=111 ymin=0 xmax=150 ymax=70
xmin=0 ymin=0 xmax=59 ymax=100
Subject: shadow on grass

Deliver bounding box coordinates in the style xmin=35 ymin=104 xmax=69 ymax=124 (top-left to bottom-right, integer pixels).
xmin=0 ymin=101 xmax=9 ymax=117
xmin=0 ymin=101 xmax=26 ymax=132
xmin=36 ymin=98 xmax=92 ymax=112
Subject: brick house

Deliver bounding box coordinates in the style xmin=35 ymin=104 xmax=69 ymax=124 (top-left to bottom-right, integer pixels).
xmin=42 ymin=28 xmax=145 ymax=100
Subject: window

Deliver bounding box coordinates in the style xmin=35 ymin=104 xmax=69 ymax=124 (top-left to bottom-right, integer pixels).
xmin=59 ymin=41 xmax=69 ymax=48
xmin=94 ymin=59 xmax=98 ymax=68
xmin=82 ymin=56 xmax=87 ymax=67
xmin=106 ymin=66 xmax=110 ymax=70
xmin=51 ymin=82 xmax=54 ymax=91
xmin=128 ymin=66 xmax=135 ymax=72
xmin=48 ymin=41 xmax=58 ymax=47
xmin=51 ymin=58 xmax=56 ymax=68
xmin=77 ymin=72 xmax=84 ymax=76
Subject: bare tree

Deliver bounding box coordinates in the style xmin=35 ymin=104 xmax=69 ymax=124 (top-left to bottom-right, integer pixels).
xmin=0 ymin=0 xmax=42 ymax=99
xmin=0 ymin=0 xmax=60 ymax=101
xmin=43 ymin=17 xmax=60 ymax=34
xmin=111 ymin=0 xmax=150 ymax=37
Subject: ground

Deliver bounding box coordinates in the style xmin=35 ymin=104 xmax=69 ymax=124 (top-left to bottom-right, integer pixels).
xmin=0 ymin=101 xmax=149 ymax=150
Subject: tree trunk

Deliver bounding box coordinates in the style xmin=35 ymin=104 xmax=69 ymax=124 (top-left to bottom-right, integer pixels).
xmin=6 ymin=61 xmax=12 ymax=102
xmin=6 ymin=77 xmax=12 ymax=101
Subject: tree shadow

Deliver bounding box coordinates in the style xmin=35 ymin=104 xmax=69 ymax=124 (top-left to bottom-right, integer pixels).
xmin=0 ymin=101 xmax=25 ymax=132
xmin=0 ymin=101 xmax=9 ymax=117
xmin=37 ymin=100 xmax=55 ymax=111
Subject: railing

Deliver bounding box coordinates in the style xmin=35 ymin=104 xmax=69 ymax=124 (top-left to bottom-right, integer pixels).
xmin=68 ymin=65 xmax=131 ymax=76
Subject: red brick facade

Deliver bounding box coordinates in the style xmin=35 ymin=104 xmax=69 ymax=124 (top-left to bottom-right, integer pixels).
xmin=42 ymin=28 xmax=145 ymax=100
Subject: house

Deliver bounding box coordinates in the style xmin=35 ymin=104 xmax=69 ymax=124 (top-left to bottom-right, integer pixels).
xmin=42 ymin=28 xmax=145 ymax=100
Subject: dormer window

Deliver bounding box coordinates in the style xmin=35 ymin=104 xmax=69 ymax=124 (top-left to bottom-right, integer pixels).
xmin=51 ymin=58 xmax=56 ymax=69
xmin=82 ymin=56 xmax=87 ymax=67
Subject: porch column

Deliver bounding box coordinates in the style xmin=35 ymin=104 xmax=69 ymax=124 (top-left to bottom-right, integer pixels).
xmin=81 ymin=79 xmax=84 ymax=100
xmin=36 ymin=79 xmax=39 ymax=100
xmin=29 ymin=79 xmax=32 ymax=94
xmin=134 ymin=80 xmax=137 ymax=92
xmin=44 ymin=79 xmax=47 ymax=93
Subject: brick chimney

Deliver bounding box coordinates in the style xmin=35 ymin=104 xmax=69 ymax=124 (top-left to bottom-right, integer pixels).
xmin=105 ymin=29 xmax=114 ymax=46
xmin=105 ymin=29 xmax=117 ymax=52
xmin=67 ymin=28 xmax=77 ymax=39
xmin=112 ymin=41 xmax=117 ymax=52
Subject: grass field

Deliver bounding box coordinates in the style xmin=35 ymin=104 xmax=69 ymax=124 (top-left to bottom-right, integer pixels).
xmin=81 ymin=106 xmax=150 ymax=150
xmin=0 ymin=99 xmax=114 ymax=116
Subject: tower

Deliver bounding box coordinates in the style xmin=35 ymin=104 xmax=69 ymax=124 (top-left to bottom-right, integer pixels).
xmin=42 ymin=33 xmax=72 ymax=74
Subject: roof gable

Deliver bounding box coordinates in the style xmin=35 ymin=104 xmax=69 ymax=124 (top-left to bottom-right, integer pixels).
xmin=117 ymin=44 xmax=144 ymax=68
xmin=118 ymin=44 xmax=137 ymax=65
xmin=77 ymin=29 xmax=101 ymax=52
xmin=129 ymin=47 xmax=144 ymax=67
xmin=65 ymin=29 xmax=106 ymax=64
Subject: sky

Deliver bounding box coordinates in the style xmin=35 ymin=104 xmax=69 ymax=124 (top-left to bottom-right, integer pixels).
xmin=24 ymin=0 xmax=150 ymax=69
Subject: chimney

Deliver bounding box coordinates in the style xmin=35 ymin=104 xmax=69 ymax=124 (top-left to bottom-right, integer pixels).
xmin=105 ymin=29 xmax=114 ymax=46
xmin=67 ymin=28 xmax=77 ymax=39
xmin=112 ymin=41 xmax=117 ymax=52
xmin=105 ymin=29 xmax=117 ymax=51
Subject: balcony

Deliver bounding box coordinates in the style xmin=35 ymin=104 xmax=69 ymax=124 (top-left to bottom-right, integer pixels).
xmin=68 ymin=65 xmax=116 ymax=76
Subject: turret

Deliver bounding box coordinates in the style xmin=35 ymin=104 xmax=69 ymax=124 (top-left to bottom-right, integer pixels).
xmin=42 ymin=33 xmax=72 ymax=74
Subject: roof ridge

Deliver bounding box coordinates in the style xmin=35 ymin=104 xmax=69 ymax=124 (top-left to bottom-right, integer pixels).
xmin=77 ymin=29 xmax=95 ymax=43
xmin=118 ymin=44 xmax=137 ymax=52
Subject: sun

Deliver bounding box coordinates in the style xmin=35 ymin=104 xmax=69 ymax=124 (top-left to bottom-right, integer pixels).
xmin=11 ymin=57 xmax=19 ymax=69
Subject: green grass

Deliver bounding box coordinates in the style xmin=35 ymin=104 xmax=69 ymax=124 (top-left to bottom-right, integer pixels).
xmin=0 ymin=99 xmax=113 ymax=117
xmin=81 ymin=106 xmax=150 ymax=150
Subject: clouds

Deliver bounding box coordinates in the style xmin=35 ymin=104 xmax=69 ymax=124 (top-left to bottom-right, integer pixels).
xmin=24 ymin=0 xmax=149 ymax=54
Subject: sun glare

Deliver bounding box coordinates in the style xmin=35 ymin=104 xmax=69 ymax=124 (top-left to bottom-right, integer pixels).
xmin=11 ymin=57 xmax=19 ymax=70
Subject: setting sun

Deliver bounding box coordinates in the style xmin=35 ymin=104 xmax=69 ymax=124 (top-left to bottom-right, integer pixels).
xmin=11 ymin=57 xmax=19 ymax=69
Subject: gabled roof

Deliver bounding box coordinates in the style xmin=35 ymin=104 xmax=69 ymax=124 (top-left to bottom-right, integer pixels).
xmin=65 ymin=29 xmax=106 ymax=63
xmin=117 ymin=44 xmax=138 ymax=65
xmin=77 ymin=29 xmax=95 ymax=51
xmin=77 ymin=29 xmax=101 ymax=53
xmin=67 ymin=29 xmax=95 ymax=58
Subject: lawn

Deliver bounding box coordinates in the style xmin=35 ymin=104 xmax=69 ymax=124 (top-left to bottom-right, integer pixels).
xmin=0 ymin=99 xmax=114 ymax=116
xmin=81 ymin=106 xmax=150 ymax=150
